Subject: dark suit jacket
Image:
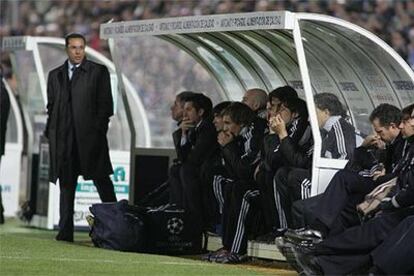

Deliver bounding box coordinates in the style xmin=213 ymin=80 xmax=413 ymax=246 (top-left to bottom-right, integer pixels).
xmin=172 ymin=118 xmax=218 ymax=167
xmin=45 ymin=58 xmax=113 ymax=182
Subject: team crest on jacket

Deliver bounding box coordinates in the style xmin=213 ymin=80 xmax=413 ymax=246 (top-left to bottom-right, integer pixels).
xmin=167 ymin=217 xmax=184 ymax=235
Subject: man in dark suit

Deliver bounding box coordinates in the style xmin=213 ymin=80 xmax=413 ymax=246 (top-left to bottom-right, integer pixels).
xmin=289 ymin=104 xmax=404 ymax=238
xmin=290 ymin=104 xmax=414 ymax=275
xmin=169 ymin=93 xmax=218 ymax=235
xmin=0 ymin=72 xmax=11 ymax=224
xmin=44 ymin=33 xmax=117 ymax=242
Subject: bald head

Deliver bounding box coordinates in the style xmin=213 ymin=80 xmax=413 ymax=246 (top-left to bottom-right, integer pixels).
xmin=242 ymin=88 xmax=268 ymax=112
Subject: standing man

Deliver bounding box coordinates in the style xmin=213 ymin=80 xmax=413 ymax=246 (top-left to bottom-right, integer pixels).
xmin=44 ymin=33 xmax=116 ymax=242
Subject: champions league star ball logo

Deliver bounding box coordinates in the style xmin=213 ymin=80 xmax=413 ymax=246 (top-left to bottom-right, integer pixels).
xmin=167 ymin=217 xmax=184 ymax=235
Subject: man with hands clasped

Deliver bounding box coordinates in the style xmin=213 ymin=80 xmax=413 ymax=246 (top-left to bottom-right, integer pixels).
xmin=169 ymin=93 xmax=218 ymax=240
xmin=291 ymin=103 xmax=414 ymax=276
xmin=204 ymin=102 xmax=266 ymax=263
xmin=267 ymin=97 xmax=313 ymax=231
xmin=287 ymin=104 xmax=405 ymax=244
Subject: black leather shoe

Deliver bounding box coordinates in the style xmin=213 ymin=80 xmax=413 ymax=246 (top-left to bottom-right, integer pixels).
xmin=256 ymin=229 xmax=286 ymax=243
xmin=368 ymin=265 xmax=386 ymax=276
xmin=284 ymin=228 xmax=324 ymax=245
xmin=275 ymin=237 xmax=303 ymax=273
xmin=295 ymin=251 xmax=323 ymax=276
xmin=55 ymin=232 xmax=74 ymax=243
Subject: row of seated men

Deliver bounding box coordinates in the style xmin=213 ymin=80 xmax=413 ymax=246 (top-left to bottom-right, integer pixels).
xmin=143 ymin=85 xmax=414 ymax=272
xmin=279 ymin=103 xmax=414 ymax=275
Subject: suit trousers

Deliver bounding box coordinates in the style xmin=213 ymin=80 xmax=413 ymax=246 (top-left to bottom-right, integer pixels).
xmin=57 ymin=140 xmax=116 ymax=240
xmin=371 ymin=215 xmax=414 ymax=274
xmin=313 ymin=207 xmax=414 ymax=276
xmin=313 ymin=209 xmax=414 ymax=275
xmin=312 ymin=170 xmax=377 ymax=233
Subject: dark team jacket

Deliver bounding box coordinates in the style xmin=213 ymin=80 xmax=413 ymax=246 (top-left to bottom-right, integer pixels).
xmin=389 ymin=136 xmax=414 ymax=208
xmin=279 ymin=124 xmax=314 ymax=169
xmin=321 ymin=116 xmax=356 ymax=160
xmin=221 ymin=117 xmax=267 ymax=181
xmin=172 ymin=118 xmax=218 ymax=167
xmin=346 ymin=133 xmax=406 ymax=176
xmin=262 ymin=116 xmax=312 ymax=172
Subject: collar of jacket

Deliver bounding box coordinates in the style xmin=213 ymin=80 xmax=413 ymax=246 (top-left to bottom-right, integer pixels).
xmin=256 ymin=109 xmax=267 ymax=119
xmin=65 ymin=57 xmax=89 ymax=73
xmin=195 ymin=119 xmax=203 ymax=130
xmin=323 ymin=115 xmax=341 ymax=132
xmin=239 ymin=123 xmax=252 ymax=138
xmin=406 ymin=134 xmax=414 ymax=144
xmin=287 ymin=117 xmax=300 ymax=137
xmin=387 ymin=132 xmax=403 ymax=147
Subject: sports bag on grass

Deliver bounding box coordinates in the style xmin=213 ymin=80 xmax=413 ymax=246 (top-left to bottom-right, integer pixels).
xmin=88 ymin=200 xmax=147 ymax=252
xmin=145 ymin=204 xmax=202 ymax=255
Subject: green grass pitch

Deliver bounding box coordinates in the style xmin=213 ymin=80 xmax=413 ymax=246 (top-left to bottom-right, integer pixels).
xmin=0 ymin=219 xmax=295 ymax=275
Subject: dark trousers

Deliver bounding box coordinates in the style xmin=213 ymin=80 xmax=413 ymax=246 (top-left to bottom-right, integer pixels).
xmin=168 ymin=163 xmax=183 ymax=207
xmin=256 ymin=168 xmax=279 ymax=232
xmin=180 ymin=163 xmax=203 ymax=234
xmin=314 ymin=208 xmax=414 ymax=275
xmin=169 ymin=162 xmax=206 ymax=235
xmin=200 ymin=161 xmax=228 ymax=229
xmin=57 ymin=147 xmax=116 ymax=240
xmin=222 ymin=180 xmax=260 ymax=254
xmin=312 ymin=170 xmax=377 ymax=234
xmin=371 ymin=215 xmax=414 ymax=274
xmin=0 ymin=158 xmax=3 ymax=223
xmin=291 ymin=194 xmax=322 ymax=229
xmin=274 ymin=167 xmax=310 ymax=228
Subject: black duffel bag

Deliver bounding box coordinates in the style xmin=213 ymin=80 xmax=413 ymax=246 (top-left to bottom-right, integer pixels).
xmin=88 ymin=200 xmax=147 ymax=252
xmin=145 ymin=204 xmax=202 ymax=255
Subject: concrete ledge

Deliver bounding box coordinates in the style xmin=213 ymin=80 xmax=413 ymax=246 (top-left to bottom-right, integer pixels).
xmin=206 ymin=235 xmax=286 ymax=261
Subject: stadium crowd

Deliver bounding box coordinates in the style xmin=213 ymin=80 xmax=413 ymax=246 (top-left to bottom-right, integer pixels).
xmin=1 ymin=0 xmax=413 ymax=148
xmin=1 ymin=1 xmax=414 ymax=274
xmin=1 ymin=0 xmax=414 ymax=74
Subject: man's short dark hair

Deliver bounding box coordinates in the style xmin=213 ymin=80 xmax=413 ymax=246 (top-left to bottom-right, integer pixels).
xmin=282 ymin=97 xmax=308 ymax=120
xmin=369 ymin=104 xmax=401 ymax=126
xmin=65 ymin=33 xmax=86 ymax=48
xmin=401 ymin=103 xmax=414 ymax=120
xmin=183 ymin=93 xmax=213 ymax=119
xmin=176 ymin=91 xmax=194 ymax=102
xmin=213 ymin=101 xmax=232 ymax=116
xmin=222 ymin=102 xmax=256 ymax=126
xmin=314 ymin=93 xmax=347 ymax=118
xmin=269 ymin=85 xmax=298 ymax=103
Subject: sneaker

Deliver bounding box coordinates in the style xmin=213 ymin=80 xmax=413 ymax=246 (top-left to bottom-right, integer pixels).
xmin=201 ymin=247 xmax=228 ymax=262
xmin=215 ymin=252 xmax=248 ymax=264
xmin=86 ymin=215 xmax=95 ymax=227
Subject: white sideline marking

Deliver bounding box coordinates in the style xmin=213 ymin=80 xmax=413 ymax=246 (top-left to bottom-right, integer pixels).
xmin=0 ymin=255 xmax=210 ymax=266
